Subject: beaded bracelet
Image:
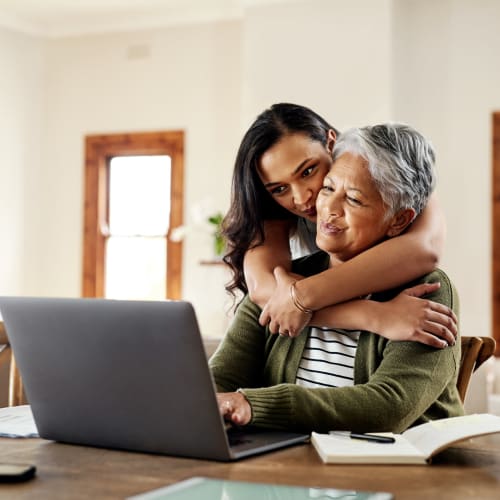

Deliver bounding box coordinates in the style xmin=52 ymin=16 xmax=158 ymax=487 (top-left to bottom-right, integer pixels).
xmin=289 ymin=281 xmax=314 ymax=315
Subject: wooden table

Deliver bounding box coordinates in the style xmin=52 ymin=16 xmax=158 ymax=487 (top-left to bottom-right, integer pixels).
xmin=1 ymin=434 xmax=500 ymax=499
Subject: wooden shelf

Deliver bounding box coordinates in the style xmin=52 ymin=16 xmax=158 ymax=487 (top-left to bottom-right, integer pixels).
xmin=199 ymin=259 xmax=226 ymax=266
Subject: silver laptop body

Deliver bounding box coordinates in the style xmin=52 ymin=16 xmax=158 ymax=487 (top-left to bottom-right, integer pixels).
xmin=0 ymin=297 xmax=308 ymax=461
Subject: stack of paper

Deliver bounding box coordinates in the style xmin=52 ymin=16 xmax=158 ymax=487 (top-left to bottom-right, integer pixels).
xmin=0 ymin=405 xmax=39 ymax=438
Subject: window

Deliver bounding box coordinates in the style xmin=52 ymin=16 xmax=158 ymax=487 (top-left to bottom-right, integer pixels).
xmin=83 ymin=131 xmax=184 ymax=299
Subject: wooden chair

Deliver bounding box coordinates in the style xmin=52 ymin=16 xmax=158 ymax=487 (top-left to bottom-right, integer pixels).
xmin=458 ymin=336 xmax=496 ymax=403
xmin=0 ymin=321 xmax=26 ymax=406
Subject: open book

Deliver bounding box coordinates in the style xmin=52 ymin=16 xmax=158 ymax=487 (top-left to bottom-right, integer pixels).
xmin=311 ymin=413 xmax=500 ymax=464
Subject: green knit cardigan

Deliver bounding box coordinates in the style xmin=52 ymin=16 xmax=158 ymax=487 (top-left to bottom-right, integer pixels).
xmin=210 ymin=252 xmax=464 ymax=433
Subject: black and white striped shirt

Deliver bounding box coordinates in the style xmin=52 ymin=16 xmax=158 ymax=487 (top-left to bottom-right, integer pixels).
xmin=295 ymin=327 xmax=359 ymax=388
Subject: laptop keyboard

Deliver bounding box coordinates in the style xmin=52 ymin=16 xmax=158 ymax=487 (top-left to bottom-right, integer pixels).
xmin=226 ymin=426 xmax=253 ymax=447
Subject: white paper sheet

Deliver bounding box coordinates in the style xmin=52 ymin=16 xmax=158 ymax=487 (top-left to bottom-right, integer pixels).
xmin=0 ymin=404 xmax=39 ymax=438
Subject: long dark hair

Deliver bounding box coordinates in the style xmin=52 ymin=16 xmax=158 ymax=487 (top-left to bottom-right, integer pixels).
xmin=222 ymin=103 xmax=336 ymax=299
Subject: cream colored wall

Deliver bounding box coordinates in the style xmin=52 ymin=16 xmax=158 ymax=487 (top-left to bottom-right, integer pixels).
xmin=2 ymin=0 xmax=500 ymax=410
xmin=242 ymin=0 xmax=393 ymax=128
xmin=0 ymin=27 xmax=45 ymax=297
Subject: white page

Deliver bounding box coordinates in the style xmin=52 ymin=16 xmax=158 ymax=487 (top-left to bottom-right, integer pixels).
xmin=0 ymin=405 xmax=39 ymax=438
xmin=402 ymin=413 xmax=500 ymax=458
xmin=311 ymin=432 xmax=426 ymax=464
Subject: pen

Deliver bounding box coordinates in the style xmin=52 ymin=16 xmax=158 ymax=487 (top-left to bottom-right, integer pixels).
xmin=349 ymin=432 xmax=395 ymax=444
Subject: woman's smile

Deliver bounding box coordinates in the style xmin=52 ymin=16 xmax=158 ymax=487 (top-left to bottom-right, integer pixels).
xmin=319 ymin=221 xmax=344 ymax=235
xmin=315 ymin=152 xmax=394 ymax=263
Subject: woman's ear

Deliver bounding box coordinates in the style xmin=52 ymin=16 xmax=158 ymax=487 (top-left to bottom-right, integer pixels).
xmin=326 ymin=129 xmax=336 ymax=155
xmin=386 ymin=208 xmax=417 ymax=237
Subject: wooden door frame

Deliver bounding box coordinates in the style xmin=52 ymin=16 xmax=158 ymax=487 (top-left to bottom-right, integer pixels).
xmin=82 ymin=130 xmax=184 ymax=299
xmin=492 ymin=113 xmax=500 ymax=355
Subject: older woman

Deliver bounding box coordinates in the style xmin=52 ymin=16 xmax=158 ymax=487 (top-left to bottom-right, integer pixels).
xmin=211 ymin=124 xmax=464 ymax=434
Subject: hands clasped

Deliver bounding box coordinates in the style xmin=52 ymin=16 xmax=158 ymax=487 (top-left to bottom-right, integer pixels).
xmin=258 ymin=268 xmax=458 ymax=349
xmin=259 ymin=267 xmax=311 ymax=337
xmin=375 ymin=282 xmax=458 ymax=348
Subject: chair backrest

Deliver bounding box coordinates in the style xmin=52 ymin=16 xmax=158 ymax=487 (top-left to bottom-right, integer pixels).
xmin=0 ymin=321 xmax=26 ymax=406
xmin=458 ymin=336 xmax=496 ymax=403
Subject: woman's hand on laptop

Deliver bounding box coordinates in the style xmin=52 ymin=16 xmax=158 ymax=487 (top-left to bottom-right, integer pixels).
xmin=217 ymin=392 xmax=251 ymax=426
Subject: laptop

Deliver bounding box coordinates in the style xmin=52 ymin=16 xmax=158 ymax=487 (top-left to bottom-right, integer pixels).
xmin=0 ymin=296 xmax=308 ymax=461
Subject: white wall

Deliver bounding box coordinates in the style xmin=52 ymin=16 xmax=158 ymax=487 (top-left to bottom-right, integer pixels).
xmin=1 ymin=0 xmax=500 ymax=407
xmin=242 ymin=0 xmax=393 ymax=129
xmin=0 ymin=27 xmax=45 ymax=296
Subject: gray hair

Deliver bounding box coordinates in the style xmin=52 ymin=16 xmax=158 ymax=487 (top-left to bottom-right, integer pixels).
xmin=332 ymin=124 xmax=436 ymax=219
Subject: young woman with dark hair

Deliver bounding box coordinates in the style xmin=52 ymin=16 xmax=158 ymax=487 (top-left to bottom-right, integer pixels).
xmin=222 ymin=103 xmax=456 ymax=347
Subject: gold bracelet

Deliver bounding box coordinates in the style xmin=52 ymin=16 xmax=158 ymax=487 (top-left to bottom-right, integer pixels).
xmin=290 ymin=281 xmax=314 ymax=315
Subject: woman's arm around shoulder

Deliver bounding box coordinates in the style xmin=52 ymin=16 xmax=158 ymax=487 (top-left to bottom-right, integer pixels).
xmin=260 ymin=194 xmax=445 ymax=334
xmin=243 ymin=219 xmax=294 ymax=308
